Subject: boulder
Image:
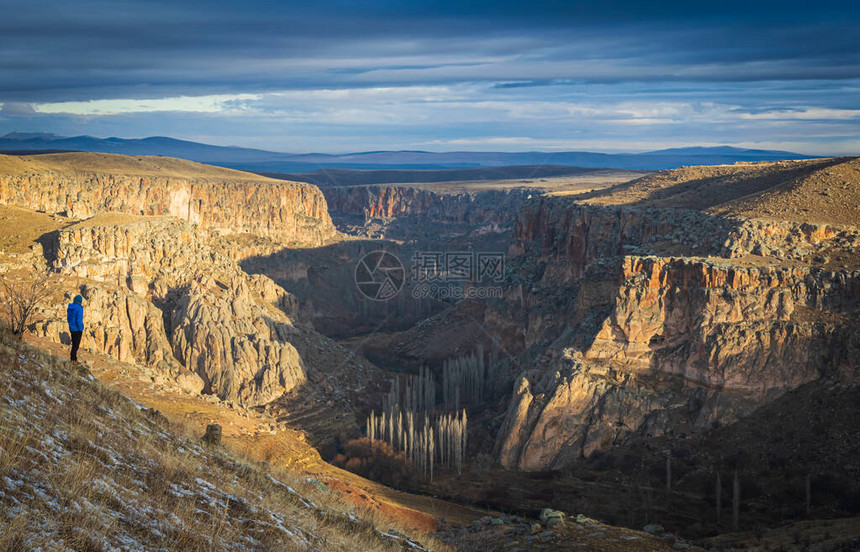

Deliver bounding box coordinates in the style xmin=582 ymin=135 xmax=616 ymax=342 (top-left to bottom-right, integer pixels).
xmin=538 ymin=508 xmax=565 ymax=526
xmin=202 ymin=424 xmax=222 ymax=446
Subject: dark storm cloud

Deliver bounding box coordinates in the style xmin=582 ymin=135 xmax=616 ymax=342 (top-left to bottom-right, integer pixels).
xmin=0 ymin=0 xmax=857 ymax=155
xmin=0 ymin=102 xmax=37 ymax=116
xmin=1 ymin=0 xmax=858 ymax=102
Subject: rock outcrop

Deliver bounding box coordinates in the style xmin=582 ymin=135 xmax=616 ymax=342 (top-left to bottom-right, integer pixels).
xmin=511 ymin=198 xmax=859 ymax=272
xmin=491 ymin=197 xmax=860 ymax=471
xmin=49 ymin=214 xmax=296 ymax=312
xmin=586 ymin=256 xmax=859 ymax=390
xmin=168 ymin=275 xmax=306 ymax=406
xmin=323 ymin=186 xmax=531 ymax=240
xmin=30 ymin=214 xmax=307 ymax=406
xmin=0 ymin=170 xmax=336 ymax=246
xmin=324 ymin=185 xmax=530 ymax=225
xmin=723 ymin=218 xmax=859 ymax=262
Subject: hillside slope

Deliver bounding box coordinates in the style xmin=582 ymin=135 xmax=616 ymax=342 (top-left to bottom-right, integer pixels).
xmin=1 ymin=330 xmax=689 ymax=551
xmin=579 ymin=156 xmax=860 ymax=225
xmin=0 ymin=330 xmax=439 ymax=551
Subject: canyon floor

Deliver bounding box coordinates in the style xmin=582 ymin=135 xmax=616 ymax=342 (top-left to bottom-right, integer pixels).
xmin=1 ymin=152 xmax=858 ymax=550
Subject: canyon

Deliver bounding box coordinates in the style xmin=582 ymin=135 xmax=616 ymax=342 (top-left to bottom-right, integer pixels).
xmin=0 ymin=151 xmax=857 ymax=547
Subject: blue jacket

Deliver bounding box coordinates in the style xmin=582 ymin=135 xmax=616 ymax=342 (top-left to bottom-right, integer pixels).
xmin=67 ymin=302 xmax=84 ymax=332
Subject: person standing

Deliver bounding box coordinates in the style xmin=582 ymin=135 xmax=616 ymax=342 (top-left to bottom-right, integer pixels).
xmin=67 ymin=294 xmax=84 ymax=362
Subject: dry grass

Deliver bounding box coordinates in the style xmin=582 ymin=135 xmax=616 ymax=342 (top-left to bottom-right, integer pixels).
xmin=577 ymin=157 xmax=860 ymax=226
xmin=69 ymin=212 xmax=162 ymax=228
xmin=0 ymin=152 xmax=282 ymax=182
xmin=0 ymin=205 xmax=70 ymax=255
xmin=0 ymin=328 xmax=448 ymax=551
xmin=362 ymin=170 xmax=647 ymax=195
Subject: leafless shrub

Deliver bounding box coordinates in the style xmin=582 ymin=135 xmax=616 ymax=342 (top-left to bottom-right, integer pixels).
xmin=0 ymin=268 xmax=53 ymax=336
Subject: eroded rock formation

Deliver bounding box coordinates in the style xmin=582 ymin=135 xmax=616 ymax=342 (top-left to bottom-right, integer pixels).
xmin=0 ymin=156 xmax=343 ymax=407
xmin=0 ymin=170 xmax=336 ymax=246
xmin=31 ymin=283 xmax=204 ymax=393
xmin=491 ymin=198 xmax=860 ymax=471
xmin=168 ymin=275 xmax=306 ymax=405
xmin=30 ymin=215 xmax=308 ymax=405
xmin=323 ymin=186 xmax=531 ymax=240
xmin=324 ymin=186 xmax=529 ymax=225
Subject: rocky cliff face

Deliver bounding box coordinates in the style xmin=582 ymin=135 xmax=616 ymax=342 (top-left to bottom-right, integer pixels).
xmin=29 ymin=215 xmax=307 ymax=406
xmin=723 ymin=217 xmax=860 ymax=262
xmin=49 ymin=214 xmax=296 ymax=309
xmin=586 ymin=256 xmax=858 ymax=388
xmin=491 ymin=197 xmax=860 ymax=471
xmin=31 ymin=283 xmax=202 ymax=390
xmin=0 ymin=170 xmax=336 ymax=246
xmin=322 ymin=186 xmax=530 ymax=240
xmin=168 ymin=275 xmax=306 ymax=405
xmin=324 ymin=186 xmax=529 ymax=224
xmin=0 ymin=156 xmax=342 ymax=406
xmin=243 ymin=187 xmax=528 ymax=339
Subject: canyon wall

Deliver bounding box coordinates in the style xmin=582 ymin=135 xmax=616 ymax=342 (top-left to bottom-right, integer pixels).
xmin=31 ymin=214 xmax=306 ymax=405
xmin=586 ymin=256 xmax=859 ymax=390
xmin=0 ymin=171 xmax=336 ymax=246
xmin=324 ymin=186 xmax=530 ymax=226
xmin=492 ymin=197 xmax=860 ymax=471
xmin=512 ymin=198 xmax=859 ymax=269
xmin=241 ymin=186 xmax=529 ymax=338
xmin=322 ymin=186 xmax=531 ymax=241
xmin=0 ymin=161 xmax=348 ymax=406
xmin=29 ymin=215 xmax=308 ymax=406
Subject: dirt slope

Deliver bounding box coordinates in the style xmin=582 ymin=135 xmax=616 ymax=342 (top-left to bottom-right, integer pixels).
xmin=14 ymin=333 xmax=688 ymax=551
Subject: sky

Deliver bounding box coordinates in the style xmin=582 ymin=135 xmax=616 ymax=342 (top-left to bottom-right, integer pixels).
xmin=0 ymin=0 xmax=858 ymax=155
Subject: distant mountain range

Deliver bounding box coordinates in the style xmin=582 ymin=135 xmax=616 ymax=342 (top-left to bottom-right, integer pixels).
xmin=0 ymin=132 xmax=817 ymax=175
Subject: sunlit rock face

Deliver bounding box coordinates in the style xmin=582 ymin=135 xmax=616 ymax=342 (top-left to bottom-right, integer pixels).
xmin=28 ymin=214 xmax=308 ymax=406
xmin=0 ymin=170 xmax=336 ymax=246
xmin=492 ymin=198 xmax=859 ymax=471
xmin=2 ymin=163 xmax=334 ymax=407
xmin=168 ymin=275 xmax=306 ymax=406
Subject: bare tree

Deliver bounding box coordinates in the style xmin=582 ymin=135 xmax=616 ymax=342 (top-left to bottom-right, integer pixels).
xmin=0 ymin=268 xmax=53 ymax=336
xmin=732 ymin=470 xmax=740 ymax=531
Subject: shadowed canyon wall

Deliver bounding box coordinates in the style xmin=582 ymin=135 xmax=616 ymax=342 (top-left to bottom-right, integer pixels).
xmin=322 ymin=186 xmax=531 ymax=240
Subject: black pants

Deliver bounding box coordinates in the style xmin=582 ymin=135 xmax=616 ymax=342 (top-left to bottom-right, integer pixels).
xmin=70 ymin=331 xmax=82 ymax=362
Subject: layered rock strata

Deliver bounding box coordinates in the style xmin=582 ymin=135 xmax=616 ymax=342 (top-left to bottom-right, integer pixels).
xmin=324 ymin=186 xmax=530 ymax=226
xmin=492 ymin=198 xmax=859 ymax=470
xmin=322 ymin=186 xmax=531 ymax=240
xmin=30 ymin=214 xmax=307 ymax=406
xmin=0 ymin=171 xmax=336 ymax=246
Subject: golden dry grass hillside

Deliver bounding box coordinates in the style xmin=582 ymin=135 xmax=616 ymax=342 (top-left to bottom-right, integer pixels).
xmin=576 ymin=157 xmax=860 ymax=226
xmin=0 ymin=152 xmax=283 ymax=181
xmin=0 ymin=328 xmax=446 ymax=551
